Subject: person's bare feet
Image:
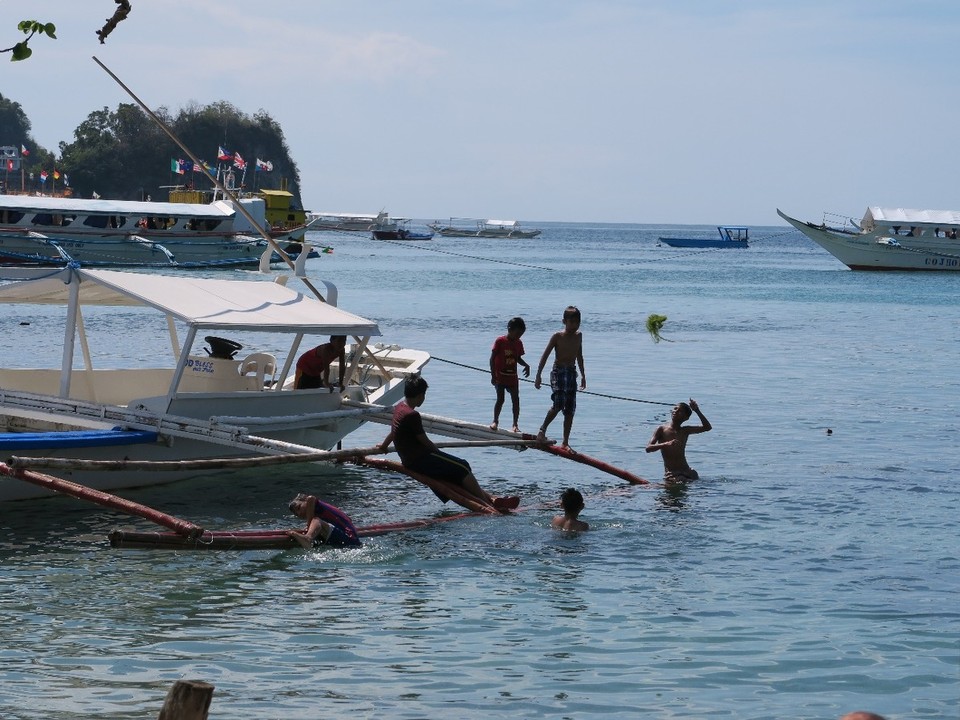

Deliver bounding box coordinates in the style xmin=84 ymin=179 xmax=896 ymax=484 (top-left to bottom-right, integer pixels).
xmin=489 ymin=421 xmax=498 ymax=431
xmin=536 ymin=429 xmax=550 ymax=444
xmin=511 ymin=425 xmax=520 ymax=433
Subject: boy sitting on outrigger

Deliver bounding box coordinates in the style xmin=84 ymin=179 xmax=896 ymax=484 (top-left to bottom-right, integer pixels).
xmin=645 ymin=399 xmax=712 ymax=482
xmin=380 ymin=376 xmax=519 ymax=511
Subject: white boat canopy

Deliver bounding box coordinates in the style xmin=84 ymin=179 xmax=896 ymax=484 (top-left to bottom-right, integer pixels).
xmin=863 ymin=207 xmax=960 ymax=229
xmin=0 ymin=267 xmax=381 ymax=336
xmin=0 ymin=194 xmax=236 ymax=219
xmin=484 ymin=220 xmax=520 ymax=228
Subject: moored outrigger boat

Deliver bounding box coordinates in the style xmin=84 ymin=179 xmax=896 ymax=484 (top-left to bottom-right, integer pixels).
xmin=0 ymin=264 xmax=430 ymax=501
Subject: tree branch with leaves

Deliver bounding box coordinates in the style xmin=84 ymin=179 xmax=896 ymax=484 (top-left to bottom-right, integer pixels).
xmin=3 ymin=1 xmax=132 ymax=61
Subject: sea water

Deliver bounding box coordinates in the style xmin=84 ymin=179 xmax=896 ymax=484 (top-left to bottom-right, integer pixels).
xmin=0 ymin=223 xmax=957 ymax=719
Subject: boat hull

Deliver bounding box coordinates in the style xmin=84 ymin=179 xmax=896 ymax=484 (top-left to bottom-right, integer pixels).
xmin=778 ymin=209 xmax=960 ymax=271
xmin=658 ymin=238 xmax=748 ymax=249
xmin=372 ymin=229 xmax=434 ymax=241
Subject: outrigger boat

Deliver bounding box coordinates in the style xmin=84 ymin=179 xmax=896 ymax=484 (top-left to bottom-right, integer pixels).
xmin=0 ymin=193 xmax=315 ymax=268
xmin=0 ymin=265 xmax=430 ymax=501
xmin=429 ymin=218 xmax=542 ymax=239
xmin=307 ymin=211 xmax=391 ymax=233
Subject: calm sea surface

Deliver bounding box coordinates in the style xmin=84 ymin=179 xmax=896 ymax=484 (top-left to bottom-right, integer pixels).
xmin=1 ymin=222 xmax=958 ymax=719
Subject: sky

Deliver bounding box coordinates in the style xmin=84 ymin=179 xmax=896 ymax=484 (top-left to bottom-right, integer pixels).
xmin=2 ymin=1 xmax=958 ymax=225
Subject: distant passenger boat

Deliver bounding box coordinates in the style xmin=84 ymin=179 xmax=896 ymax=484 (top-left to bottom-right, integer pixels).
xmin=778 ymin=207 xmax=960 ymax=271
xmin=0 ymin=192 xmax=312 ymax=268
xmin=429 ymin=218 xmax=542 ymax=239
xmin=658 ymin=226 xmax=749 ymax=249
xmin=308 ymin=211 xmax=390 ymax=233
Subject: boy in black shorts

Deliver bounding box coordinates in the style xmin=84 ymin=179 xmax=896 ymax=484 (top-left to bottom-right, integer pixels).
xmin=380 ymin=376 xmax=519 ymax=510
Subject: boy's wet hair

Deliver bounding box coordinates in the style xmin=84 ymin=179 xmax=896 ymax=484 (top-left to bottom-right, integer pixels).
xmin=508 ymin=317 xmax=526 ymax=332
xmin=560 ymin=487 xmax=584 ymax=513
xmin=404 ymin=375 xmax=429 ymax=399
xmin=563 ymin=306 xmax=581 ymax=322
xmin=677 ymin=402 xmax=691 ymax=417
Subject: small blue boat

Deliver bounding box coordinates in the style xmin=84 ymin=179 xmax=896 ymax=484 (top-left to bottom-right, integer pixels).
xmin=659 ymin=225 xmax=749 ymax=249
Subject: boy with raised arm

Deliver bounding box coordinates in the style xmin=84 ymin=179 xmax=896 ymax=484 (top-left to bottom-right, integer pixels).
xmin=646 ymin=399 xmax=712 ymax=482
xmin=534 ymin=306 xmax=586 ymax=448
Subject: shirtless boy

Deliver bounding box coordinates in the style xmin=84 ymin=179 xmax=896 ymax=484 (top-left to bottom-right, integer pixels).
xmin=551 ymin=488 xmax=590 ymax=531
xmin=534 ymin=306 xmax=586 ymax=448
xmin=645 ymin=399 xmax=712 ymax=481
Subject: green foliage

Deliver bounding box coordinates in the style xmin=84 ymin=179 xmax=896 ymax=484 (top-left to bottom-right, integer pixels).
xmin=7 ymin=20 xmax=57 ymax=62
xmin=646 ymin=314 xmax=669 ymax=343
xmin=55 ymin=101 xmax=302 ymax=204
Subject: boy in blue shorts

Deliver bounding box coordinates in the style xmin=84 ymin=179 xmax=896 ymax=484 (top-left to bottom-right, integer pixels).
xmin=534 ymin=306 xmax=586 ymax=448
xmin=380 ymin=376 xmax=519 ymax=510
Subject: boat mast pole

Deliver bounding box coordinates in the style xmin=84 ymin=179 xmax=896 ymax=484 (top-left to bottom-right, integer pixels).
xmin=91 ymin=56 xmax=329 ymax=303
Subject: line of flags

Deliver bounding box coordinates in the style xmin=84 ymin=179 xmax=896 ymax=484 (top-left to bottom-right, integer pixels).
xmin=14 ymin=145 xmax=70 ymax=186
xmin=170 ymin=158 xmax=216 ymax=176
xmin=216 ymin=146 xmax=273 ymax=172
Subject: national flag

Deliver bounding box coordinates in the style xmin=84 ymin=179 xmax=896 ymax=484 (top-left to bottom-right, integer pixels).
xmin=63 ymin=173 xmax=70 ymax=186
xmin=321 ymin=247 xmax=334 ymax=254
xmin=39 ymin=170 xmax=48 ymax=182
xmin=217 ymin=146 xmax=232 ymax=162
xmin=171 ymin=158 xmax=185 ymax=175
xmin=92 ymin=191 xmax=101 ymax=199
xmin=256 ymin=158 xmax=273 ymax=172
xmin=232 ymin=152 xmax=246 ymax=170
xmin=5 ymin=159 xmax=13 ymax=171
xmin=181 ymin=160 xmax=194 ymax=173
xmin=53 ymin=170 xmax=61 ymax=180
xmin=20 ymin=144 xmax=29 ymax=156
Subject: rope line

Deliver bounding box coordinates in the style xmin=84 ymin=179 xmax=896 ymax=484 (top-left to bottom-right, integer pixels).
xmin=432 ymin=355 xmax=674 ymax=406
xmin=371 ymin=236 xmax=556 ymax=271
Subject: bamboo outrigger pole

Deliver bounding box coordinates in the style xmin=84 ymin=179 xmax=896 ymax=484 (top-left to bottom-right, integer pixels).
xmin=7 ymin=438 xmax=534 ymax=473
xmin=0 ymin=462 xmax=204 ymax=537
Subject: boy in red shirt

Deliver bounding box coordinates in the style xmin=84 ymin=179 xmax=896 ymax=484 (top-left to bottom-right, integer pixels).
xmin=489 ymin=317 xmax=530 ymax=433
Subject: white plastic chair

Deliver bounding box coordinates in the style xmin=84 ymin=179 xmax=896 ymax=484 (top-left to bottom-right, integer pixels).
xmin=239 ymin=353 xmax=278 ymax=389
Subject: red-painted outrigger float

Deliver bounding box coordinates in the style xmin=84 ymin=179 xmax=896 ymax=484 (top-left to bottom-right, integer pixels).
xmin=3 ymin=410 xmax=649 ymax=551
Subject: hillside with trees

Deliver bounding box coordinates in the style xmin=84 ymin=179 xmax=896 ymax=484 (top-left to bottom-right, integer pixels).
xmin=1 ymin=94 xmax=303 ymax=208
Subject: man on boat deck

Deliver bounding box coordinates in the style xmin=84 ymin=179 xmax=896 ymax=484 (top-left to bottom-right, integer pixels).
xmin=287 ymin=493 xmax=362 ymax=549
xmin=379 ymin=376 xmax=519 ymax=510
xmin=294 ymin=335 xmax=347 ymax=391
xmin=645 ymin=399 xmax=712 ymax=482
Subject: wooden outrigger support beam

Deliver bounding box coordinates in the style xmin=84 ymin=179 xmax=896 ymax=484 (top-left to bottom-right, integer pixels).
xmin=0 ymin=462 xmax=204 ymax=537
xmin=7 ymin=439 xmax=533 ymax=473
xmin=342 ymin=400 xmax=649 ymax=485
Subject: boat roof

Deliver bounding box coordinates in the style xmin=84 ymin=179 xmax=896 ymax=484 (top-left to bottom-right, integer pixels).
xmin=0 ymin=194 xmax=236 ymax=219
xmin=864 ymin=207 xmax=960 ymax=226
xmin=0 ymin=267 xmax=380 ymax=335
xmin=484 ymin=220 xmax=520 ymax=227
xmin=311 ymin=212 xmax=380 ymax=220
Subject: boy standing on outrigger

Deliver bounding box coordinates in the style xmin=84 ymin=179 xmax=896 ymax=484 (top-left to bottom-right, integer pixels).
xmin=534 ymin=306 xmax=586 ymax=448
xmin=490 ymin=316 xmax=531 ymax=433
